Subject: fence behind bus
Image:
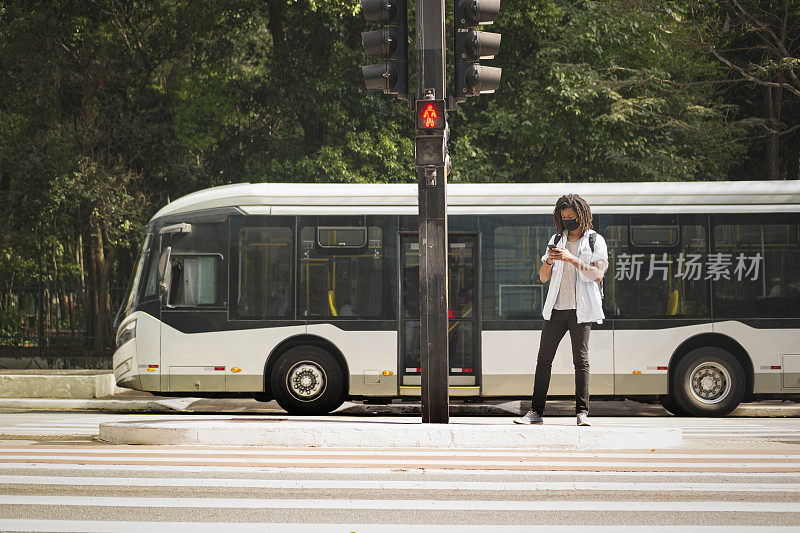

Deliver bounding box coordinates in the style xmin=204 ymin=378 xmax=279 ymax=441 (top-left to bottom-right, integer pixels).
xmin=0 ymin=285 xmax=126 ymax=369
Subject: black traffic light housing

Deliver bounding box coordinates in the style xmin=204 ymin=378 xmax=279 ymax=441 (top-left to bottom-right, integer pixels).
xmin=454 ymin=0 xmax=502 ymax=100
xmin=361 ymin=0 xmax=409 ymax=99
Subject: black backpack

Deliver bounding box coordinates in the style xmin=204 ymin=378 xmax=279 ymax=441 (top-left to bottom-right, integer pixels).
xmin=551 ymin=232 xmax=604 ymax=298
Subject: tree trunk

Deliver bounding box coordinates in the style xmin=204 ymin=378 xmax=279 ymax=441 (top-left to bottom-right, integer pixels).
xmin=78 ymin=233 xmax=90 ymax=345
xmin=102 ymin=226 xmax=117 ymax=352
xmin=90 ymin=224 xmax=107 ymax=354
xmin=765 ymin=83 xmax=782 ymax=179
xmin=790 ymin=146 xmax=800 ymax=180
xmin=267 ymin=0 xmax=285 ymax=50
xmin=299 ymin=112 xmax=327 ymax=149
xmin=64 ymin=238 xmax=76 ymax=334
xmin=54 ymin=245 xmax=68 ymax=338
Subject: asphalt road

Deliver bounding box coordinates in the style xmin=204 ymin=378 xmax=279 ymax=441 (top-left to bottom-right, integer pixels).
xmin=0 ymin=410 xmax=798 ymax=531
xmin=109 ymin=391 xmax=800 ymax=418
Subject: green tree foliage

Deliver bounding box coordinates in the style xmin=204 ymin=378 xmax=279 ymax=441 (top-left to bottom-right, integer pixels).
xmin=632 ymin=0 xmax=800 ymax=180
xmin=0 ymin=0 xmax=796 ymax=356
xmin=449 ymin=1 xmax=754 ymax=183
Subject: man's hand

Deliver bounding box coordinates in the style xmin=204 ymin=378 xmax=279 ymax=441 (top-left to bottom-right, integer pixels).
xmin=555 ymin=247 xmax=577 ymax=264
xmin=546 ymin=244 xmax=605 ymax=283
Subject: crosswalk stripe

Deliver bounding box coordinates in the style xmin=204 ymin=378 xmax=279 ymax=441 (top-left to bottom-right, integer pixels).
xmin=682 ymin=431 xmax=800 ymax=434
xmin=1 ymin=475 xmax=797 ymax=492
xmin=1 ymin=422 xmax=798 ymax=438
xmin=0 ymin=521 xmax=796 ymax=533
xmin=0 ymin=447 xmax=798 ymax=460
xmin=0 ymin=454 xmax=796 ymax=468
xmin=0 ymin=495 xmax=798 ymax=512
xmin=3 ymin=462 xmax=798 ymax=477
xmin=687 ymin=433 xmax=799 ymax=436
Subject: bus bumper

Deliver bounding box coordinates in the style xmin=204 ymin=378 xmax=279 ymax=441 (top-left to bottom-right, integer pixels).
xmin=113 ymin=340 xmax=141 ymax=390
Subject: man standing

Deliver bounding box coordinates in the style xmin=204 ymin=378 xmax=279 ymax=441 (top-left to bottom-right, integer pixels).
xmin=515 ymin=194 xmax=608 ymax=426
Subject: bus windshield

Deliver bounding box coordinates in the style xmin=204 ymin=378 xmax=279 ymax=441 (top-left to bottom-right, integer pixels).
xmin=117 ymin=234 xmax=152 ymax=324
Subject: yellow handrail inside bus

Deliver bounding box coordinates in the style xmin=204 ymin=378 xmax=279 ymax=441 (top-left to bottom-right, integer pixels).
xmin=328 ymin=290 xmax=338 ymax=317
xmin=667 ymin=290 xmax=679 ymax=316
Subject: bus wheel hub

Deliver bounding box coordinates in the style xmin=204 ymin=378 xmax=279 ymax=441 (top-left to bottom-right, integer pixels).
xmin=689 ymin=363 xmax=730 ymax=404
xmin=290 ymin=363 xmax=324 ymax=398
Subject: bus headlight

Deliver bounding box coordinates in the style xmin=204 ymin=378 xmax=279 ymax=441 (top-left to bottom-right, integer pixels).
xmin=116 ymin=320 xmax=137 ymax=348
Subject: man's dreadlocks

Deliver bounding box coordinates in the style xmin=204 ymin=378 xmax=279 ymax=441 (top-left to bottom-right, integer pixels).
xmin=554 ymin=194 xmax=593 ymax=234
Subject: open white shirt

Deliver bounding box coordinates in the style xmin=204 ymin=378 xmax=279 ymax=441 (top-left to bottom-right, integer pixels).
xmin=540 ymin=229 xmax=608 ymax=324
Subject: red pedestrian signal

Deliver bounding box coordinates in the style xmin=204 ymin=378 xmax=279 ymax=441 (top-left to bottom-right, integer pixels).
xmin=422 ymin=104 xmax=439 ymax=128
xmin=416 ymin=100 xmax=446 ymax=131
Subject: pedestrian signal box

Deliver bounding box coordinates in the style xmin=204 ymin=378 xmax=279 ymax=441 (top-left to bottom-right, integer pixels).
xmin=416 ymin=100 xmax=446 ymax=131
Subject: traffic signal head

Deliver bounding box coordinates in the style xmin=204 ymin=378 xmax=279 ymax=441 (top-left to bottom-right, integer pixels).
xmin=362 ymin=27 xmax=401 ymax=58
xmin=415 ymin=99 xmax=448 ymax=168
xmin=461 ymin=0 xmax=500 ymax=25
xmin=415 ymin=134 xmax=447 ymax=167
xmin=362 ymin=0 xmax=404 ymax=25
xmin=416 ymin=100 xmax=447 ymax=131
xmin=465 ymin=64 xmax=502 ymax=95
xmin=466 ymin=29 xmax=501 ymax=60
xmin=454 ymin=0 xmax=502 ymax=100
xmin=361 ymin=63 xmax=399 ymax=92
xmin=361 ymin=0 xmax=408 ymax=97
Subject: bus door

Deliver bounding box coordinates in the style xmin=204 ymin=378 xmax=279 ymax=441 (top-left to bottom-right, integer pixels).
xmin=399 ymin=233 xmax=481 ymax=397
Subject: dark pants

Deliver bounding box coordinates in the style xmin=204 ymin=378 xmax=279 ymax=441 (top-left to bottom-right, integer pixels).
xmin=531 ymin=309 xmax=591 ymax=415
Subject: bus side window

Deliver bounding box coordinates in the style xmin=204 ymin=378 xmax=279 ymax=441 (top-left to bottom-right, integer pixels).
xmin=299 ymin=223 xmax=387 ymax=320
xmin=479 ymin=214 xmax=570 ymax=321
xmin=235 ymin=225 xmax=293 ymax=319
xmin=168 ymin=255 xmax=220 ymax=307
xmin=603 ymin=216 xmax=709 ymax=319
xmin=491 ymin=223 xmax=550 ymax=318
xmin=712 ymin=220 xmax=800 ymax=318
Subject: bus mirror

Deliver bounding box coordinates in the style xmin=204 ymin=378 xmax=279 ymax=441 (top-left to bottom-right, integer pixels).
xmin=158 ymin=223 xmax=192 ymax=235
xmin=158 ymin=246 xmax=172 ymax=302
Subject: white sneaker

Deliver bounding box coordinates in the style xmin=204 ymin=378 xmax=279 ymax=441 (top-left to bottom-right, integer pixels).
xmin=514 ymin=410 xmax=543 ymax=424
xmin=577 ymin=412 xmax=591 ymax=426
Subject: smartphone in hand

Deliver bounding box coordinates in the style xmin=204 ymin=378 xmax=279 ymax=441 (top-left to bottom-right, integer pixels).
xmin=546 ymin=243 xmax=560 ymax=263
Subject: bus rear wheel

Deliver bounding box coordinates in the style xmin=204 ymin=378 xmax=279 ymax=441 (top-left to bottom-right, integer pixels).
xmin=270 ymin=345 xmax=346 ymax=415
xmin=671 ymin=347 xmax=746 ymax=417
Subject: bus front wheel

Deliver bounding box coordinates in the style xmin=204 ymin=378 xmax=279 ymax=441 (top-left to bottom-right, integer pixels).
xmin=671 ymin=347 xmax=746 ymax=417
xmin=270 ymin=345 xmax=346 ymax=415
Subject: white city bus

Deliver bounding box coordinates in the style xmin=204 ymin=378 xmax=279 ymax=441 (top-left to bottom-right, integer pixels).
xmin=113 ymin=181 xmax=800 ymax=416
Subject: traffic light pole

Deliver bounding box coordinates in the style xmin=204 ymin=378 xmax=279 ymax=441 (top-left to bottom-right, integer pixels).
xmin=416 ymin=0 xmax=449 ymax=424
xmin=362 ymin=0 xmax=501 ymax=424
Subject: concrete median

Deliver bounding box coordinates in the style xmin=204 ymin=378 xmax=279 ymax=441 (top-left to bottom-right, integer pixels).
xmin=98 ymin=417 xmax=683 ymax=449
xmin=0 ymin=370 xmax=123 ymax=399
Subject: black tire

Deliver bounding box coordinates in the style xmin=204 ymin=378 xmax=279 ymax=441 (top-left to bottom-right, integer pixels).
xmin=250 ymin=392 xmax=274 ymax=403
xmin=672 ymin=347 xmax=746 ymax=417
xmin=660 ymin=396 xmax=689 ymax=417
xmin=270 ymin=345 xmax=346 ymax=415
